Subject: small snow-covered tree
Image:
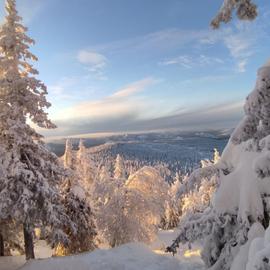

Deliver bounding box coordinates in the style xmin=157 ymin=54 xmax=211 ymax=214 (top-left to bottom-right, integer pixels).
xmin=161 ymin=178 xmax=182 ymax=230
xmin=55 ymin=179 xmax=96 ymax=255
xmin=0 ymin=0 xmax=71 ymax=259
xmin=76 ymin=139 xmax=96 ymax=189
xmin=63 ymin=139 xmax=74 ymax=169
xmin=213 ymin=148 xmax=221 ymax=165
xmin=114 ymin=154 xmax=126 ymax=180
xmin=94 ymin=166 xmax=168 ymax=247
xmin=98 ymin=186 xmax=163 ymax=247
xmin=99 ymin=165 xmax=111 ymax=181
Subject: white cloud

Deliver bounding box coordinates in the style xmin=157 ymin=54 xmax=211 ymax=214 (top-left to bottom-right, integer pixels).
xmin=112 ymin=77 xmax=158 ymax=98
xmin=160 ymin=54 xmax=224 ymax=69
xmin=196 ymin=25 xmax=256 ymax=73
xmin=237 ymin=59 xmax=248 ymax=73
xmin=52 ymin=77 xmax=159 ymax=122
xmin=222 ymin=22 xmax=256 ymax=72
xmin=48 ymin=77 xmax=79 ymax=101
xmin=77 ymin=50 xmax=108 ymax=80
xmin=77 ymin=50 xmax=107 ymax=69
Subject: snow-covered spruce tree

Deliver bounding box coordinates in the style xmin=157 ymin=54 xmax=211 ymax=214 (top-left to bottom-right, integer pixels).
xmin=76 ymin=139 xmax=96 ymax=189
xmin=59 ymin=140 xmax=97 ymax=254
xmin=99 ymin=165 xmax=111 ymax=181
xmin=114 ymin=154 xmax=126 ymax=180
xmin=63 ymin=139 xmax=75 ymax=169
xmin=160 ymin=174 xmax=184 ymax=230
xmin=62 ymin=139 xmax=97 ymax=196
xmin=168 ymin=4 xmax=270 ymax=268
xmin=54 ymin=179 xmax=96 ymax=255
xmin=0 ymin=0 xmax=71 ymax=259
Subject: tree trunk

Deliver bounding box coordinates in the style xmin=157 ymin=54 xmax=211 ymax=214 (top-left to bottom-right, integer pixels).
xmin=23 ymin=223 xmax=35 ymax=260
xmin=0 ymin=233 xmax=4 ymax=256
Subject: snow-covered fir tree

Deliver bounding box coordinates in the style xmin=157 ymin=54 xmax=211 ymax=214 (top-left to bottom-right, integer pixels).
xmin=114 ymin=154 xmax=126 ymax=180
xmin=0 ymin=0 xmax=73 ymax=259
xmin=58 ymin=139 xmax=97 ymax=254
xmin=63 ymin=139 xmax=74 ymax=169
xmin=168 ymin=3 xmax=270 ymax=269
xmin=62 ymin=139 xmax=96 ymax=196
xmin=99 ymin=165 xmax=111 ymax=181
xmin=76 ymin=139 xmax=96 ymax=188
xmin=161 ymin=173 xmax=188 ymax=230
xmin=55 ymin=179 xmax=96 ymax=256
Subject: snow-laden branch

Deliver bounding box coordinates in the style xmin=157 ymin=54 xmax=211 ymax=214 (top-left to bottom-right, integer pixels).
xmin=211 ymin=0 xmax=258 ymax=28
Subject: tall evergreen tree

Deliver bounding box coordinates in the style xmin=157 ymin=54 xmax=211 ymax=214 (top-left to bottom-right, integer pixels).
xmin=0 ymin=0 xmax=70 ymax=259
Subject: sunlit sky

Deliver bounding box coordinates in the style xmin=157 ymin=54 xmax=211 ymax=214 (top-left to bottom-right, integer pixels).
xmin=2 ymin=0 xmax=270 ymax=138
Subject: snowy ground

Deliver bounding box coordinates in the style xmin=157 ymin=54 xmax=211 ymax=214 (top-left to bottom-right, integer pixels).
xmin=0 ymin=240 xmax=52 ymax=270
xmin=0 ymin=231 xmax=205 ymax=270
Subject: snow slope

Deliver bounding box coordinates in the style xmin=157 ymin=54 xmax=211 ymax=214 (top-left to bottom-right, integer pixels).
xmin=18 ymin=243 xmax=204 ymax=270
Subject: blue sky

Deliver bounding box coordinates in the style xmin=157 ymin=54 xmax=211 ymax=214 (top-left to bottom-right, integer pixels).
xmin=2 ymin=0 xmax=270 ymax=138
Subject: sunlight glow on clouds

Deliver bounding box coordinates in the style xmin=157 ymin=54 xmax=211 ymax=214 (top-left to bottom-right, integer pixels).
xmin=53 ymin=77 xmax=159 ymax=122
xmin=112 ymin=78 xmax=159 ymax=98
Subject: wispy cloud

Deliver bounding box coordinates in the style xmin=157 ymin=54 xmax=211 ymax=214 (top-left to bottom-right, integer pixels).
xmin=91 ymin=28 xmax=208 ymax=55
xmin=77 ymin=50 xmax=108 ymax=80
xmin=52 ymin=77 xmax=159 ymax=122
xmin=222 ymin=23 xmax=256 ymax=73
xmin=48 ymin=77 xmax=78 ymax=101
xmin=112 ymin=77 xmax=159 ymax=98
xmin=160 ymin=54 xmax=224 ymax=69
xmin=77 ymin=50 xmax=107 ymax=69
xmin=200 ymin=20 xmax=263 ymax=73
xmin=87 ymin=17 xmax=264 ymax=74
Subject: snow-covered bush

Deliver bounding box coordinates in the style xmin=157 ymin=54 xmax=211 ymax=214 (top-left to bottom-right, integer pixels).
xmin=54 ymin=179 xmax=96 ymax=255
xmin=93 ymin=166 xmax=168 ymax=247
